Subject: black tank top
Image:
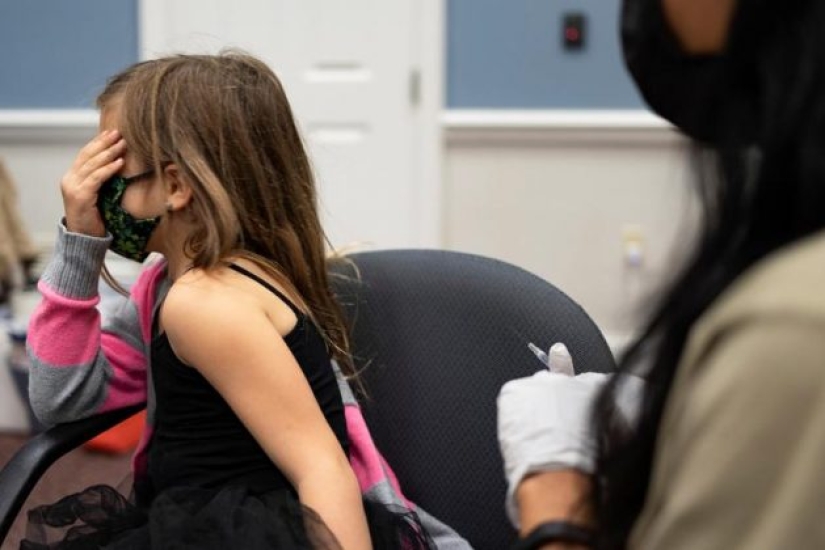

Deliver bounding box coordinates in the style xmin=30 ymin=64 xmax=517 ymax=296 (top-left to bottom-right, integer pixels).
xmin=145 ymin=264 xmax=349 ymax=501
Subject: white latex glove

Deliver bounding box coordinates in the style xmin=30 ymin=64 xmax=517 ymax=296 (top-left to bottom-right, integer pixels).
xmin=497 ymin=343 xmax=644 ymax=527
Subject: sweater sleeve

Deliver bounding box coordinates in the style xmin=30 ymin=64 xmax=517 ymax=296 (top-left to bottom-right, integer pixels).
xmin=26 ymin=222 xmax=153 ymax=426
xmin=631 ymin=319 xmax=825 ymax=550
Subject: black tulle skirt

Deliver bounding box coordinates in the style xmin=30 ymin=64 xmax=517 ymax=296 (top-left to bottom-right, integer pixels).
xmin=20 ymin=484 xmax=434 ymax=549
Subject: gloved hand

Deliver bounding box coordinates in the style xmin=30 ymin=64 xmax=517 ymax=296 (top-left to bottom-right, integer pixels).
xmin=497 ymin=343 xmax=643 ymax=527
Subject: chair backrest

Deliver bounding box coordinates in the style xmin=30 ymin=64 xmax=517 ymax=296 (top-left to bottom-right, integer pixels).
xmin=331 ymin=250 xmax=615 ymax=550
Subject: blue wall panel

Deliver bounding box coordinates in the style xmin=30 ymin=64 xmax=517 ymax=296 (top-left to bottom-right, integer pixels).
xmin=1 ymin=1 xmax=640 ymax=110
xmin=448 ymin=0 xmax=644 ymax=109
xmin=0 ymin=0 xmax=138 ymax=108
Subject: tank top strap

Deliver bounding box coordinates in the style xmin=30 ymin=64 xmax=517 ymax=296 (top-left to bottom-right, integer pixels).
xmin=228 ymin=264 xmax=302 ymax=317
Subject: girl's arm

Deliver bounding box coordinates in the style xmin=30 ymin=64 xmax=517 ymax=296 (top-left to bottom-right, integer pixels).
xmin=162 ymin=279 xmax=371 ymax=550
xmin=27 ymin=224 xmax=154 ymax=425
xmin=28 ymin=130 xmax=151 ymax=426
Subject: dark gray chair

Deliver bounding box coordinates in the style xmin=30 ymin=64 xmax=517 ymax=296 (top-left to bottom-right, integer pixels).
xmin=331 ymin=250 xmax=614 ymax=548
xmin=0 ymin=250 xmax=615 ymax=549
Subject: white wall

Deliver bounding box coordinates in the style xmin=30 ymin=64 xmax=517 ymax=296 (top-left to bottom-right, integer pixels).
xmin=0 ymin=111 xmax=701 ymax=339
xmin=1 ymin=112 xmax=700 ymax=332
xmin=0 ymin=110 xmax=701 ymax=430
xmin=443 ymin=111 xmax=700 ymax=346
xmin=0 ymin=113 xmax=97 ymax=250
xmin=0 ymin=2 xmax=704 ymax=428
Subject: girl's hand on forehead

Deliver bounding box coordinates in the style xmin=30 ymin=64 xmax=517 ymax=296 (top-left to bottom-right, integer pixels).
xmin=61 ymin=130 xmax=126 ymax=237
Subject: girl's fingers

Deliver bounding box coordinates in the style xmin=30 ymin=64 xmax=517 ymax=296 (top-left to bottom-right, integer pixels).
xmin=61 ymin=155 xmax=123 ymax=202
xmin=86 ymin=158 xmax=125 ymax=192
xmin=72 ymin=130 xmax=122 ymax=174
xmin=60 ymin=131 xmax=123 ymax=237
xmin=77 ymin=139 xmax=126 ymax=181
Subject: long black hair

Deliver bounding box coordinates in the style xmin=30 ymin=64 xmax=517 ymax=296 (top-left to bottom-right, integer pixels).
xmin=591 ymin=0 xmax=825 ymax=547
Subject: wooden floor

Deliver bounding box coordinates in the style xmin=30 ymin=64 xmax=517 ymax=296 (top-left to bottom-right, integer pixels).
xmin=0 ymin=432 xmax=132 ymax=549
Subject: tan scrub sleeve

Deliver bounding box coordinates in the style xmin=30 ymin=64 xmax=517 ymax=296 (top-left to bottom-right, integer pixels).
xmin=631 ymin=319 xmax=825 ymax=550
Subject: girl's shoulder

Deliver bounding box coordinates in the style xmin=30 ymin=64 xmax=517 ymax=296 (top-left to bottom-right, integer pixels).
xmin=169 ymin=262 xmax=283 ymax=304
xmin=163 ymin=261 xmax=300 ymax=338
xmin=164 ymin=266 xmax=250 ymax=316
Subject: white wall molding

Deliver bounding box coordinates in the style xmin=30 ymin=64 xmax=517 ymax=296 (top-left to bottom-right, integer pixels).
xmin=138 ymin=0 xmax=166 ymax=60
xmin=412 ymin=0 xmax=445 ymax=248
xmin=0 ymin=110 xmax=97 ymax=143
xmin=444 ymin=109 xmax=684 ymax=146
xmin=444 ymin=116 xmax=693 ymax=336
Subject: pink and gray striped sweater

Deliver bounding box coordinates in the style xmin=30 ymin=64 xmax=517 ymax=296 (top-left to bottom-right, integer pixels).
xmin=27 ymin=223 xmax=471 ymax=549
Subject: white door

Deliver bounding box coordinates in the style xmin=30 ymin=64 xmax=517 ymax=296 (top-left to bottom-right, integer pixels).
xmin=140 ymin=0 xmax=442 ymax=251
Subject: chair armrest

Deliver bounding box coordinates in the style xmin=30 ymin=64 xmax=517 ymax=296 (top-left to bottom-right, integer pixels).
xmin=0 ymin=404 xmax=145 ymax=543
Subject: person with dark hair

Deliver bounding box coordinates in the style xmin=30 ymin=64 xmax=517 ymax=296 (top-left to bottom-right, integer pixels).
xmin=498 ymin=0 xmax=825 ymax=548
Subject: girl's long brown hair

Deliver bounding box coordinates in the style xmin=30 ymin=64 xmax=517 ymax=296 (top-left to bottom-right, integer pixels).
xmin=98 ymin=52 xmax=355 ymax=377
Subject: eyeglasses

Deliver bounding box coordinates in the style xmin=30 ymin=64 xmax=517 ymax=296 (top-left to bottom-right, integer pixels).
xmin=122 ymin=170 xmax=155 ymax=184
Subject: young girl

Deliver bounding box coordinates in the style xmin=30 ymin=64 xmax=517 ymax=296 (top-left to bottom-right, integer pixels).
xmin=23 ymin=53 xmax=436 ymax=549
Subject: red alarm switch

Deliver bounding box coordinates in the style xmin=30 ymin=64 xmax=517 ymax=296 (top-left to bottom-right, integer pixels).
xmin=562 ymin=13 xmax=587 ymax=51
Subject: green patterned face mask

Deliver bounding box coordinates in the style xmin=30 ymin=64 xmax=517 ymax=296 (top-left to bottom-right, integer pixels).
xmin=96 ymin=170 xmax=161 ymax=263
